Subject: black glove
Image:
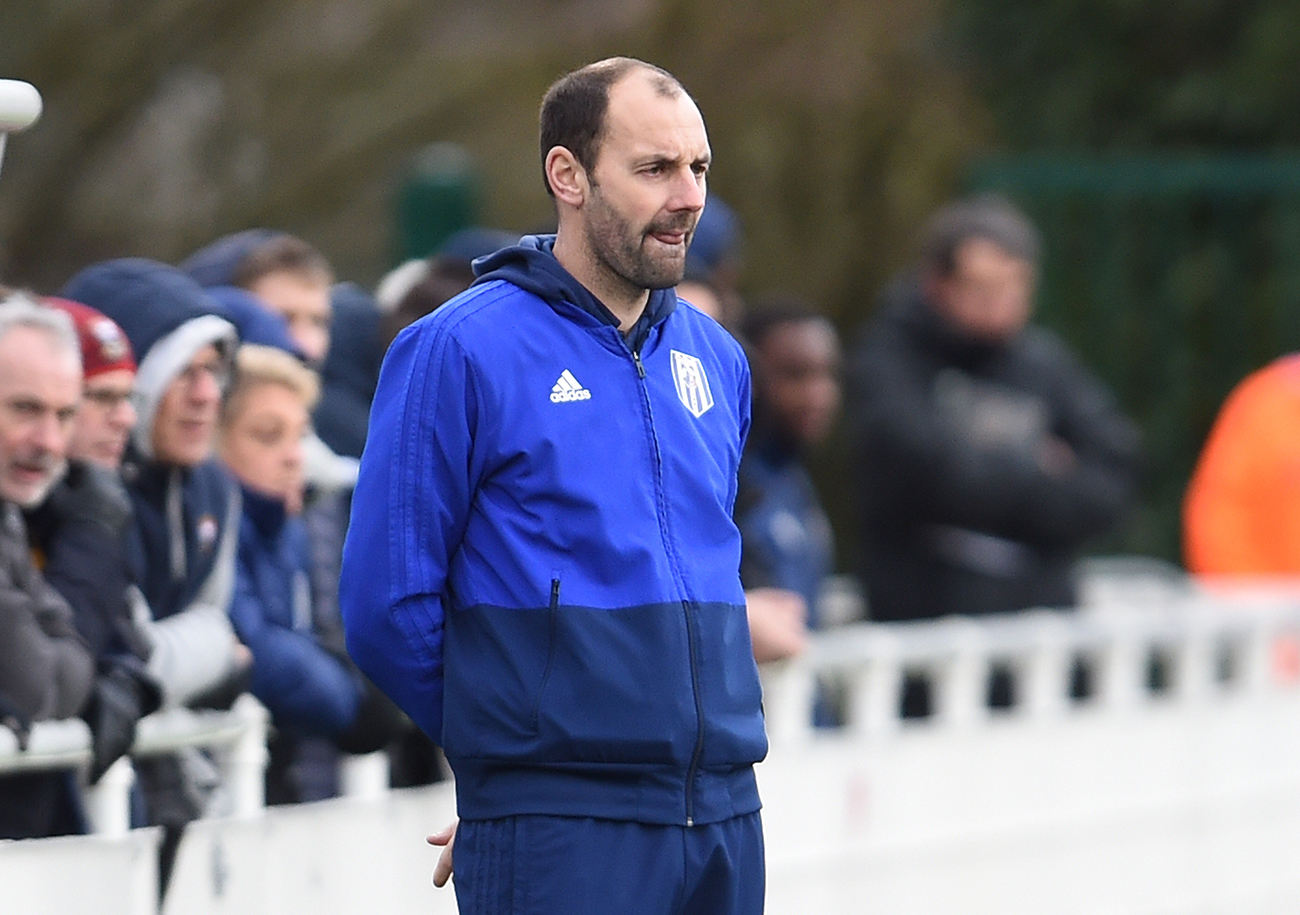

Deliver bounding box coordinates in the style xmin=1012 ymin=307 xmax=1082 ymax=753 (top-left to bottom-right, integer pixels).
xmin=0 ymin=691 xmax=32 ymax=752
xmin=80 ymin=659 xmax=163 ymax=784
xmin=185 ymin=660 xmax=253 ymax=712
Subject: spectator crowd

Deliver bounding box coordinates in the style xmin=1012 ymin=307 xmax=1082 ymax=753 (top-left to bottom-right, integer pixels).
xmin=5 ymin=177 xmax=1277 ymax=881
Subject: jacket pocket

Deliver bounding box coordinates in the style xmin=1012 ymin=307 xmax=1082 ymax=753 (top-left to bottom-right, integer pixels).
xmin=529 ymin=576 xmax=561 ymax=733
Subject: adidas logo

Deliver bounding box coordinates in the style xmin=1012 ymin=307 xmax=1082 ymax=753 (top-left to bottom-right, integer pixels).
xmin=550 ymin=369 xmax=592 ymax=403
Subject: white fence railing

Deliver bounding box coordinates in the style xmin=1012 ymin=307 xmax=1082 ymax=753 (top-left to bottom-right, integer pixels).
xmin=6 ymin=569 xmax=1300 ymax=914
xmin=1 ymin=693 xmax=271 ymax=836
xmin=757 ymin=577 xmax=1300 ymax=915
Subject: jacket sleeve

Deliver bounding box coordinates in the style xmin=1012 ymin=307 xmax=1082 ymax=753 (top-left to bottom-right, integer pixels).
xmin=1015 ymin=339 xmax=1142 ymax=547
xmin=229 ymin=559 xmax=361 ymax=736
xmin=39 ymin=467 xmax=145 ymax=660
xmin=341 ymin=319 xmax=477 ymax=743
xmin=1183 ymin=366 xmax=1299 ymax=574
xmin=142 ymin=488 xmax=244 ymax=707
xmin=0 ymin=531 xmax=95 ymax=722
xmin=849 ymin=330 xmax=1049 ymax=533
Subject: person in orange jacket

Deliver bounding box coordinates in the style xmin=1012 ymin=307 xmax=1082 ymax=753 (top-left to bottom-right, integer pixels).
xmin=1184 ymin=353 xmax=1300 ymax=575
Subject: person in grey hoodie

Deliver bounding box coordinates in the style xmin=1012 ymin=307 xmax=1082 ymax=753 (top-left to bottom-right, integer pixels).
xmin=0 ymin=292 xmax=96 ymax=838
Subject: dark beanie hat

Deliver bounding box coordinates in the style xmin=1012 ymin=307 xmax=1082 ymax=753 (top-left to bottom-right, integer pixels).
xmin=685 ymin=196 xmax=739 ymax=279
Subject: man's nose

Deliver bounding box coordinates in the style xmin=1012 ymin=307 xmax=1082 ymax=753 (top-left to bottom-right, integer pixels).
xmin=189 ymin=366 xmax=223 ymax=403
xmin=671 ymin=170 xmax=706 ymax=214
xmin=33 ymin=411 xmax=69 ymax=456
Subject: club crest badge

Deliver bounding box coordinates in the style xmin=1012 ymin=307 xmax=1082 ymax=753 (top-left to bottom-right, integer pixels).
xmin=196 ymin=513 xmax=220 ymax=553
xmin=670 ymin=349 xmax=713 ymax=418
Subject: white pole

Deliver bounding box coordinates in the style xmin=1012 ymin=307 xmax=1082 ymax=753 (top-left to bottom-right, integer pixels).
xmin=0 ymin=78 xmax=43 ymax=179
xmin=226 ymin=694 xmax=270 ymax=817
xmin=84 ymin=756 xmax=136 ymax=837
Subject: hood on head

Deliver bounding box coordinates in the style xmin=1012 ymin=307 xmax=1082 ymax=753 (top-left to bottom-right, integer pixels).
xmin=204 ymin=284 xmax=302 ymax=357
xmin=61 ymin=258 xmax=237 ymax=460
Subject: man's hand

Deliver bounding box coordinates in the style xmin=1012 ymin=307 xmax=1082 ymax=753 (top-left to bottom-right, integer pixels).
xmin=1037 ymin=435 xmax=1077 ymax=476
xmin=0 ymin=691 xmax=32 ymax=751
xmin=427 ymin=819 xmax=458 ymax=887
xmin=745 ymin=588 xmax=809 ymax=663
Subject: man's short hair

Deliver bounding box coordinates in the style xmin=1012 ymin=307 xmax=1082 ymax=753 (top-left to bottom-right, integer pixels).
xmin=538 ymin=57 xmax=686 ymax=197
xmin=0 ymin=289 xmax=81 ymax=366
xmin=920 ymin=193 xmax=1041 ymax=277
xmin=222 ymin=343 xmax=321 ymax=424
xmin=741 ymin=294 xmax=830 ymax=349
xmin=231 ymin=234 xmax=334 ymax=289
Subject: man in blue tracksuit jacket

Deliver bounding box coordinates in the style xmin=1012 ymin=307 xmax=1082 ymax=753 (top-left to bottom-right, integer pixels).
xmin=340 ymin=58 xmax=767 ymax=914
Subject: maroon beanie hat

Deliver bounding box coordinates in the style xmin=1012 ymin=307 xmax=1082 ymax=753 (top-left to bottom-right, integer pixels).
xmin=43 ymin=296 xmax=137 ymax=379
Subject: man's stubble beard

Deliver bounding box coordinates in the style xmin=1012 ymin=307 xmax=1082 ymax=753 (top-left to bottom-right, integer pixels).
xmin=585 ymin=184 xmax=694 ymax=293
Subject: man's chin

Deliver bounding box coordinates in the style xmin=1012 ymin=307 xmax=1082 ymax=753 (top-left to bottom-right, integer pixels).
xmin=7 ymin=473 xmax=62 ymax=509
xmin=646 ymin=262 xmax=688 ymax=291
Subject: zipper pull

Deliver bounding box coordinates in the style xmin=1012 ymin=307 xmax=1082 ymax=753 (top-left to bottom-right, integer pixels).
xmin=632 ymin=349 xmax=646 ymax=379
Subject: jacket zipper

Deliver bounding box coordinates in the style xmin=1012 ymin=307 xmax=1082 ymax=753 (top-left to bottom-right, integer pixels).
xmin=682 ymin=597 xmax=704 ymax=827
xmin=629 ymin=335 xmax=703 ymax=827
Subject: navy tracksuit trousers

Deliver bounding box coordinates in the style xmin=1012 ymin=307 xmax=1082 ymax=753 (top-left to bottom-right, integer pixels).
xmin=453 ymin=811 xmax=764 ymax=915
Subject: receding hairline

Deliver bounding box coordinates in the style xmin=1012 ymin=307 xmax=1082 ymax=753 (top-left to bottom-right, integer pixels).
xmin=573 ymin=56 xmax=685 ymax=99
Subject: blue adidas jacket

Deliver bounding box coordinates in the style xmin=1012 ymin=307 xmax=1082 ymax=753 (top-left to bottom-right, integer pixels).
xmin=341 ymin=235 xmax=767 ymax=826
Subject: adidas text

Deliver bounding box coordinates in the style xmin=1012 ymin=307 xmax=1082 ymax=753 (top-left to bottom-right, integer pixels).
xmin=551 ymin=369 xmax=592 ymax=403
xmin=550 ymin=388 xmax=591 ymax=403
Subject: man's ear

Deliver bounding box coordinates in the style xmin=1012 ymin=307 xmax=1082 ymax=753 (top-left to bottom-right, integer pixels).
xmin=545 ymin=147 xmax=587 ymax=207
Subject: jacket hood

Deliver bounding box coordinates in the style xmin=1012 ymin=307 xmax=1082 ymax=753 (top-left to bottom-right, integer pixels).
xmin=180 ymin=229 xmax=285 ymax=288
xmin=203 ymin=284 xmax=302 ymax=356
xmin=61 ymin=258 xmax=238 ymax=461
xmin=473 ymin=234 xmax=678 ymax=352
xmin=322 ymin=282 xmax=381 ymax=395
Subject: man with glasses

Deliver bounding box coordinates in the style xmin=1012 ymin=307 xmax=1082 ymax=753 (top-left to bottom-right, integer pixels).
xmin=60 ymin=259 xmax=249 ymax=891
xmin=61 ymin=260 xmax=248 ymax=710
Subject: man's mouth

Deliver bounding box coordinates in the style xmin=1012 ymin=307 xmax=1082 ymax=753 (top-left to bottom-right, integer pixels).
xmin=10 ymin=461 xmax=52 ymax=485
xmin=648 ymin=225 xmax=692 ymax=248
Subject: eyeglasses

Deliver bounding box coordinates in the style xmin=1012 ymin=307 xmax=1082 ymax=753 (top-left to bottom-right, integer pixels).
xmin=82 ymin=388 xmax=134 ymax=410
xmin=177 ymin=359 xmax=231 ymax=392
